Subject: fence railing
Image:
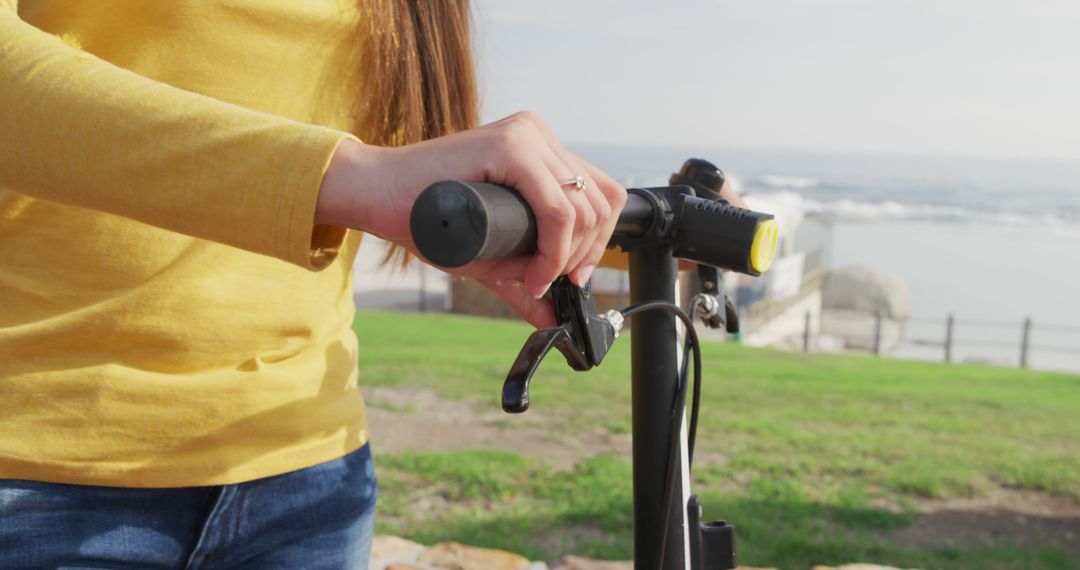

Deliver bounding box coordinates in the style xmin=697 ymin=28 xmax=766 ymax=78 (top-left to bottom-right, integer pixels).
xmin=798 ymin=311 xmax=1080 ymax=371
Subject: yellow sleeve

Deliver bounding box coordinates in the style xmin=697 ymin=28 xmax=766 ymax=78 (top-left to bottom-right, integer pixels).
xmin=0 ymin=5 xmax=353 ymax=270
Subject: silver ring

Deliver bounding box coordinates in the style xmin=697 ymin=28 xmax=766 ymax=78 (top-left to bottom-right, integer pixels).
xmin=557 ymin=175 xmax=587 ymax=191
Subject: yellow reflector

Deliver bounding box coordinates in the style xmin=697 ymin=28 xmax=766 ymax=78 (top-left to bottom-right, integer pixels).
xmin=749 ymin=219 xmax=778 ymax=273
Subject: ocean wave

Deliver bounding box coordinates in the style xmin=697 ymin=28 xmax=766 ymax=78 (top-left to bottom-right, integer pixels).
xmin=758 ymin=191 xmax=1080 ymax=237
xmin=756 ymin=175 xmax=820 ymax=190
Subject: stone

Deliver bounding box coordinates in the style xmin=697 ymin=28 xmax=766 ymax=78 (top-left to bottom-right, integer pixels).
xmin=822 ymin=266 xmax=910 ymax=318
xmin=547 ymin=558 xmax=778 ymax=570
xmin=812 ymin=561 xmax=920 ymax=565
xmin=549 ymin=556 xmax=633 ymax=570
xmin=821 ymin=265 xmax=911 ymax=352
xmin=418 ymin=541 xmax=531 ymax=570
xmin=369 ymin=535 xmax=427 ymax=569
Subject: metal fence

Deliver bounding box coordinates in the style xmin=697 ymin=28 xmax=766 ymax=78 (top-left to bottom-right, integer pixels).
xmin=798 ymin=310 xmax=1080 ymax=372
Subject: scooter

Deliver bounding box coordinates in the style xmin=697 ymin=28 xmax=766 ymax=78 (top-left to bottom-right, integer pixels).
xmin=409 ymin=159 xmax=778 ymax=570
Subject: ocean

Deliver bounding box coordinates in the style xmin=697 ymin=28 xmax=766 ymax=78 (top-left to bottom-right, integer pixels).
xmin=574 ymin=145 xmax=1080 ymax=373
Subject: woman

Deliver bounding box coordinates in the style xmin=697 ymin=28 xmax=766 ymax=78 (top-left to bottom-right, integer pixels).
xmin=0 ymin=1 xmax=625 ymax=567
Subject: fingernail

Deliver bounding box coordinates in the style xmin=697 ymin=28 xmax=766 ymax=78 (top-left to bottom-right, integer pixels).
xmin=533 ymin=282 xmax=551 ymax=299
xmin=496 ymin=278 xmax=524 ymax=288
xmin=577 ymin=265 xmax=596 ymax=286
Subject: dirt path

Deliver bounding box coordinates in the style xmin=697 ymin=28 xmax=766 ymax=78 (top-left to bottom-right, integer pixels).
xmin=365 ymin=386 xmax=631 ymax=470
xmin=365 ymin=386 xmax=1080 ymax=559
xmin=886 ymin=488 xmax=1080 ymax=559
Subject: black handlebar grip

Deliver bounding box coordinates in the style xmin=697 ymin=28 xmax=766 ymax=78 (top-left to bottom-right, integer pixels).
xmin=409 ymin=180 xmax=537 ymax=268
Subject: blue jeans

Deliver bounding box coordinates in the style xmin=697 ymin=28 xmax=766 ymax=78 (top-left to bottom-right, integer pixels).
xmin=0 ymin=444 xmax=377 ymax=570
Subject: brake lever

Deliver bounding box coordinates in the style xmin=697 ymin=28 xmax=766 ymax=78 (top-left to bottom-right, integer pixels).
xmin=501 ymin=277 xmax=621 ymax=413
xmin=696 ymin=265 xmax=740 ymax=333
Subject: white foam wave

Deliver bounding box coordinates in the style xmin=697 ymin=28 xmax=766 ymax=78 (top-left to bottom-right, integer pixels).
xmin=757 ymin=191 xmax=1080 ymax=238
xmin=758 ymin=175 xmax=820 ymax=190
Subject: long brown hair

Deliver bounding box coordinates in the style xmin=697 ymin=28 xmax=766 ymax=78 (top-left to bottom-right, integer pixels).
xmin=357 ymin=1 xmax=479 ymax=265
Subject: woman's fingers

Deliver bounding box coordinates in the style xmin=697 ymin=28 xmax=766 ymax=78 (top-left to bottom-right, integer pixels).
xmin=496 ymin=113 xmax=607 ymax=297
xmin=544 ymin=153 xmax=598 ymax=233
xmin=518 ymin=113 xmax=617 ymax=286
xmin=718 ymin=179 xmax=748 ymax=208
xmin=538 ymin=145 xmax=598 ymax=272
xmin=543 ymin=163 xmax=606 ymax=285
xmin=569 ymin=159 xmax=627 ymax=284
xmin=554 ymin=167 xmax=611 ymax=285
xmin=469 ymin=257 xmax=557 ymax=328
xmin=518 ymin=113 xmax=613 ymax=225
xmin=504 ymin=153 xmax=576 ymax=299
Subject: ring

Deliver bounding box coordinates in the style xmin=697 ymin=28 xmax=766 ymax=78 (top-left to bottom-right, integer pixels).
xmin=558 ymin=175 xmax=587 ymax=191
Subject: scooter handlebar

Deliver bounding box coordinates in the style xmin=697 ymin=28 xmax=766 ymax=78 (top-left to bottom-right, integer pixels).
xmin=409 ymin=179 xmax=778 ymax=275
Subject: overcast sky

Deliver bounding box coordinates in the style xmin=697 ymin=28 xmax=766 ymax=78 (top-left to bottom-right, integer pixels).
xmin=473 ymin=0 xmax=1080 ymax=160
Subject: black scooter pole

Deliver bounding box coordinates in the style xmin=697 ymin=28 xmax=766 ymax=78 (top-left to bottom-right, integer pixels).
xmin=629 ymin=244 xmax=687 ymax=568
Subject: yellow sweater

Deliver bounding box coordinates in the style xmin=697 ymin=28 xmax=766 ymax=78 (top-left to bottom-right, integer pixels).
xmin=0 ymin=0 xmax=369 ymax=486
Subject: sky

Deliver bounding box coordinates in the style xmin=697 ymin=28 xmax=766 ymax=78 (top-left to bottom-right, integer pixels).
xmin=472 ymin=0 xmax=1080 ymax=160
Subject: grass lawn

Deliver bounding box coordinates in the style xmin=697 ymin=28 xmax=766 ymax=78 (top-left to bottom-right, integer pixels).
xmin=355 ymin=310 xmax=1080 ymax=570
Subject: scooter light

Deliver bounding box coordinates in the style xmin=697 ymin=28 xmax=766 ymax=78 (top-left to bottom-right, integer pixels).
xmin=749 ymin=219 xmax=779 ymax=274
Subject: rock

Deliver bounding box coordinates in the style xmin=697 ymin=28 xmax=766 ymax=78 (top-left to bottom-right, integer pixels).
xmin=369 ymin=535 xmax=427 ymax=569
xmin=418 ymin=541 xmax=532 ymax=570
xmin=812 ymin=561 xmax=920 ymax=565
xmin=368 ymin=535 xmax=902 ymax=570
xmin=549 ymin=556 xmax=632 ymax=570
xmin=372 ymin=536 xmax=427 ymax=558
xmin=822 ymin=266 xmax=909 ymax=318
xmin=821 ymin=266 xmax=910 ymax=352
xmin=548 ymin=555 xmax=781 ymax=570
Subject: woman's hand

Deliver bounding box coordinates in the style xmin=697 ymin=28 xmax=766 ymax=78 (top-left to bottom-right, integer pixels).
xmin=316 ymin=111 xmax=627 ymax=328
xmin=717 ymin=179 xmax=746 ymax=209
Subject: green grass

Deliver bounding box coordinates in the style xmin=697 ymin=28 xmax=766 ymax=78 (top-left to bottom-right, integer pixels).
xmin=355 ymin=311 xmax=1080 ymax=569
